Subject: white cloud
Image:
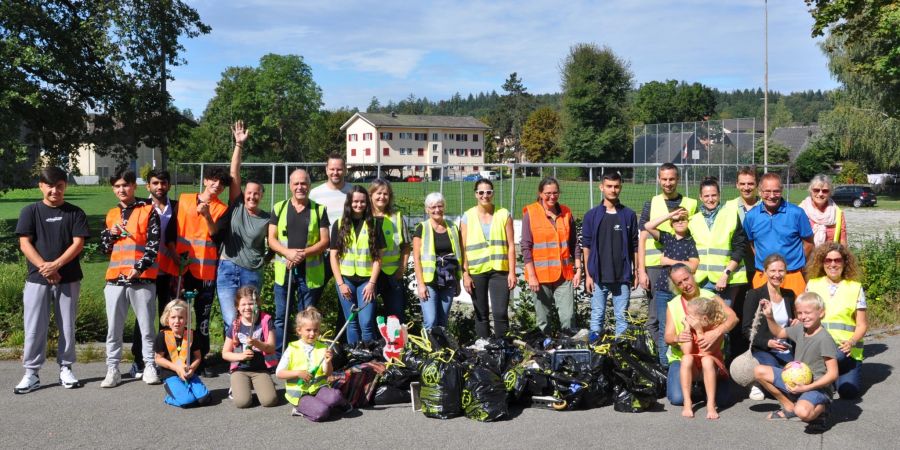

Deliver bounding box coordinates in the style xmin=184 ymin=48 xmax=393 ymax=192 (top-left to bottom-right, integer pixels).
xmin=326 ymin=48 xmax=427 ymax=78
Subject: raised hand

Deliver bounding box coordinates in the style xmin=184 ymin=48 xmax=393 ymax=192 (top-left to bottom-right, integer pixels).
xmin=232 ymin=120 xmax=249 ymax=146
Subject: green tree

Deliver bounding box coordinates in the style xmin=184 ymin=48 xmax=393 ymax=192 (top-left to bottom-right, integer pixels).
xmin=632 ymin=80 xmax=716 ymax=124
xmin=793 ymin=138 xmax=838 ymax=181
xmin=754 ymin=138 xmax=791 ymax=167
xmin=306 ymin=108 xmax=356 ymax=162
xmin=835 ymin=160 xmax=867 ymax=184
xmin=768 ymin=98 xmax=794 ymax=133
xmin=0 ymin=0 xmax=209 ymax=189
xmin=520 ymin=107 xmax=562 ymax=163
xmin=561 ymin=43 xmax=632 ymax=164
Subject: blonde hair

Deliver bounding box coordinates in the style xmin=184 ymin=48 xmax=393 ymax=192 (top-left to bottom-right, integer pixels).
xmin=795 ymin=292 xmax=826 ymax=311
xmin=685 ymin=296 xmax=726 ymax=329
xmin=160 ymin=299 xmax=190 ymax=327
xmin=295 ymin=306 xmax=322 ymax=329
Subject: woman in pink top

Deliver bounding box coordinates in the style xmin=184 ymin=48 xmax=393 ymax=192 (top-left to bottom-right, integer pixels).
xmin=799 ymin=174 xmax=847 ymax=245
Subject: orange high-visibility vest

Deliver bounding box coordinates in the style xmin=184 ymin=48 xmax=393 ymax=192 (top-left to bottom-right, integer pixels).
xmin=176 ymin=193 xmax=227 ymax=281
xmin=156 ymin=241 xmax=179 ymax=276
xmin=523 ymin=202 xmax=574 ymax=284
xmin=164 ymin=329 xmax=193 ymax=364
xmin=105 ymin=204 xmax=158 ymax=281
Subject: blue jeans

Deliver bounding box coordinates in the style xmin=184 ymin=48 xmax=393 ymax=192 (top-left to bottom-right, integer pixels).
xmin=752 ymin=349 xmax=794 ymax=368
xmin=655 ymin=289 xmax=675 ymax=367
xmin=163 ymin=375 xmax=210 ymax=408
xmin=378 ymin=273 xmax=406 ymax=322
xmin=590 ymin=282 xmax=630 ymax=336
xmin=337 ymin=277 xmax=377 ymax=345
xmin=699 ymin=280 xmax=741 ymax=308
xmin=216 ymin=259 xmax=261 ymax=331
xmin=835 ymin=350 xmax=862 ymax=399
xmin=274 ymin=274 xmax=323 ymax=358
xmin=666 ymin=360 xmax=733 ymax=407
xmin=421 ymin=284 xmax=455 ymax=330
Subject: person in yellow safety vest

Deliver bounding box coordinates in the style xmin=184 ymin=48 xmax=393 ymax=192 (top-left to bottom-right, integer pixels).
xmin=520 ymin=177 xmax=581 ymax=334
xmin=637 ymin=163 xmax=698 ymax=364
xmin=176 ymin=166 xmax=231 ymax=378
xmin=799 ymin=174 xmax=849 ymax=246
xmin=688 ymin=177 xmax=748 ymax=308
xmin=100 ymin=169 xmax=161 ymax=388
xmin=804 ymin=243 xmax=867 ymax=399
xmin=369 ymin=179 xmax=411 ymax=322
xmin=268 ymin=168 xmax=330 ymax=358
xmin=460 ymin=178 xmax=517 ymax=340
xmin=724 ymin=166 xmax=761 ymax=362
xmin=329 ymin=186 xmax=385 ymax=345
xmin=663 ymin=264 xmax=737 ymax=408
xmin=413 ymin=192 xmax=463 ymax=330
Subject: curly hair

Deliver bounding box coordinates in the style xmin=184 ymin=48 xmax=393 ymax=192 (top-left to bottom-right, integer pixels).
xmin=686 ymin=296 xmax=726 ymax=329
xmin=334 ymin=185 xmax=380 ymax=260
xmin=806 ymin=242 xmax=861 ymax=281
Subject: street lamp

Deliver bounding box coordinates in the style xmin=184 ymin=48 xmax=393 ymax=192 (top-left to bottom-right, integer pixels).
xmin=763 ymin=0 xmax=768 ymax=173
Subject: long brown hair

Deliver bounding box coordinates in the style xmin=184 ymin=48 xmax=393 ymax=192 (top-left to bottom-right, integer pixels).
xmin=806 ymin=242 xmax=861 ymax=281
xmin=334 ymin=186 xmax=380 ymax=260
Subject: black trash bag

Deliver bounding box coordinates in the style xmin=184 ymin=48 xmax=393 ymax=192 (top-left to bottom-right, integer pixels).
xmin=374 ymin=385 xmax=411 ymax=405
xmin=420 ymin=357 xmax=464 ymax=419
xmin=401 ymin=347 xmax=428 ymax=373
xmin=585 ymin=352 xmax=614 ymax=407
xmin=345 ymin=342 xmax=378 ymax=367
xmin=501 ymin=365 xmax=530 ymax=404
xmin=523 ymin=368 xmax=554 ymax=397
xmin=613 ymin=384 xmax=657 ymax=413
xmin=610 ymin=341 xmax=667 ymax=399
xmin=327 ymin=340 xmax=348 ymax=371
xmin=426 ymin=327 xmax=460 ymax=353
xmin=622 ymin=322 xmax=657 ymax=360
xmin=462 ymin=366 xmax=508 ymax=422
xmin=380 ymin=363 xmax=419 ymax=389
xmin=549 ymin=371 xmax=592 ymax=410
xmin=477 ymin=338 xmax=524 ymax=376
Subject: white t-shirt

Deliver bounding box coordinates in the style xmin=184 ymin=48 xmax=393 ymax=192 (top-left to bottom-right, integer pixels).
xmin=310 ymin=182 xmax=354 ymax=224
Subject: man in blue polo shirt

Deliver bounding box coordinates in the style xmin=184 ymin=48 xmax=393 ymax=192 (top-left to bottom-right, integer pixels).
xmin=743 ymin=173 xmax=813 ymax=295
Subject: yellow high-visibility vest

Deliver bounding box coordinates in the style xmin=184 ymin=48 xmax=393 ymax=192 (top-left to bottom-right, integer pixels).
xmin=807 ymin=277 xmax=864 ymax=361
xmin=462 ymin=207 xmax=510 ymax=275
xmin=644 ymin=194 xmax=698 ymax=267
xmin=688 ymin=203 xmax=747 ymax=285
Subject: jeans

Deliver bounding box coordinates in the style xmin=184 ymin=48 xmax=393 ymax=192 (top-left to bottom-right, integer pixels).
xmin=590 ymin=282 xmax=630 ymax=336
xmin=699 ymin=280 xmax=740 ymax=308
xmin=216 ymin=259 xmax=261 ymax=331
xmin=274 ymin=274 xmax=323 ymax=358
xmin=421 ymin=284 xmax=455 ymax=330
xmin=654 ymin=289 xmax=675 ymax=367
xmin=470 ymin=271 xmax=510 ymax=339
xmin=835 ymin=350 xmax=862 ymax=399
xmin=336 ymin=277 xmax=377 ymax=345
xmin=752 ymin=349 xmax=794 ymax=368
xmin=534 ymin=279 xmax=575 ymax=333
xmin=645 ymin=266 xmax=667 ymax=352
xmin=378 ymin=273 xmax=406 ymax=323
xmin=666 ymin=359 xmax=734 ymax=407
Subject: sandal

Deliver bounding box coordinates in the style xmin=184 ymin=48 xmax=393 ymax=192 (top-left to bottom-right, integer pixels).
xmin=767 ymin=408 xmax=797 ymax=420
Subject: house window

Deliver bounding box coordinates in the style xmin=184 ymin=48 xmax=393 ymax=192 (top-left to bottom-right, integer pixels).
xmin=399 ymin=132 xmax=413 ymax=139
xmin=363 ymin=132 xmax=373 ymax=140
xmin=348 ymin=134 xmax=358 ymax=141
xmin=351 ymin=148 xmax=357 ymax=156
xmin=432 ymin=156 xmax=438 ymax=163
xmin=414 ymin=133 xmax=427 ymax=141
xmin=417 ymin=148 xmax=424 ymax=156
xmin=432 ymin=144 xmax=438 ymax=152
xmin=383 ymin=148 xmax=389 ymax=156
xmin=473 ymin=166 xmax=478 ymax=171
xmin=444 ymin=133 xmax=451 ymax=140
xmin=380 ymin=132 xmax=393 ymax=140
xmin=473 ymin=134 xmax=479 ymax=142
xmin=432 ymin=133 xmax=438 ymax=140
xmin=364 ymin=148 xmax=371 ymax=156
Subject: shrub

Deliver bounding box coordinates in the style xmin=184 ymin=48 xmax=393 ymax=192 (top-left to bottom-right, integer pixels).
xmin=836 ymin=161 xmax=867 ymax=184
xmin=855 ymin=233 xmax=900 ymax=326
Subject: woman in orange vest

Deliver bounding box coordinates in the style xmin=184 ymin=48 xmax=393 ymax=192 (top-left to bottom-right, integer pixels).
xmin=799 ymin=174 xmax=848 ymax=245
xmin=520 ymin=177 xmax=581 ymax=334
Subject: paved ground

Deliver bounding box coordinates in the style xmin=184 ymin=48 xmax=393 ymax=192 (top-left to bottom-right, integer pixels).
xmin=2 ymin=332 xmax=896 ymax=449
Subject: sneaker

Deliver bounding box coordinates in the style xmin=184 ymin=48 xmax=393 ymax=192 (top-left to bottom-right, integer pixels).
xmin=100 ymin=368 xmax=121 ymax=388
xmin=142 ymin=365 xmax=161 ymax=385
xmin=227 ymin=388 xmax=233 ymax=400
xmin=128 ymin=362 xmax=143 ymax=379
xmin=59 ymin=366 xmax=82 ymax=389
xmin=749 ymin=385 xmax=765 ymax=401
xmin=14 ymin=373 xmax=40 ymax=394
xmin=201 ymin=366 xmax=218 ymax=378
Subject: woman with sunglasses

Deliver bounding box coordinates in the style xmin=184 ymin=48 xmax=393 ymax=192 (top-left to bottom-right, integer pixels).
xmin=412 ymin=192 xmax=462 ymax=330
xmin=520 ymin=177 xmax=580 ymax=334
xmin=799 ymin=174 xmax=848 ymax=246
xmin=460 ymin=178 xmax=516 ymax=340
xmin=805 ymin=242 xmax=867 ymax=399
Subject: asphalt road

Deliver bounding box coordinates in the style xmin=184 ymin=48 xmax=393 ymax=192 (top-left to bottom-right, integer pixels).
xmin=2 ymin=332 xmax=896 ymax=449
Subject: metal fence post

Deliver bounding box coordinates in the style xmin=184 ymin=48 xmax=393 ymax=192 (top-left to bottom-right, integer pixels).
xmin=509 ymin=164 xmax=516 ymax=219
xmin=199 ymin=163 xmax=205 ymax=190
xmin=270 ymin=163 xmax=276 ymax=211
xmin=588 ymin=167 xmax=594 ymax=209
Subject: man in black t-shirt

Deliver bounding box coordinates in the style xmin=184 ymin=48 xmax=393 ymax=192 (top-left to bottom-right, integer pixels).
xmin=14 ymin=167 xmax=90 ymax=394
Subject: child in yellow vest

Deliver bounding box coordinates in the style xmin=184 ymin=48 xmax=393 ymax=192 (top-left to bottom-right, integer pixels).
xmin=153 ymin=299 xmax=209 ymax=407
xmin=678 ymin=296 xmax=728 ymax=419
xmin=276 ymin=307 xmax=350 ymax=421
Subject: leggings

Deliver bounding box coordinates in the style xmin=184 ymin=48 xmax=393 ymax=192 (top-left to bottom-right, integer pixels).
xmin=470 ymin=270 xmax=510 ymax=339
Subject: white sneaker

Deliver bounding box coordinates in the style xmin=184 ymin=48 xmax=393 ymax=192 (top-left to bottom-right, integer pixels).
xmin=100 ymin=368 xmax=121 ymax=388
xmin=749 ymin=384 xmax=765 ymax=401
xmin=14 ymin=373 xmax=40 ymax=394
xmin=59 ymin=366 xmax=81 ymax=389
xmin=142 ymin=365 xmax=161 ymax=385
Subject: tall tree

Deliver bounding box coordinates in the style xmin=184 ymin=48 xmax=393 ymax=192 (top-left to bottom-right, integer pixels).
xmin=560 ymin=43 xmax=632 ymax=164
xmin=0 ymin=0 xmax=209 ymax=189
xmin=520 ymin=107 xmax=562 ymax=163
xmin=632 ymin=80 xmax=716 ymax=125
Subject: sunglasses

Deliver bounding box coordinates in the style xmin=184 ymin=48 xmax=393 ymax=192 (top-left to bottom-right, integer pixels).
xmin=811 ymin=188 xmax=830 ymax=194
xmin=824 ymin=257 xmax=844 ymax=265
xmin=542 ymin=192 xmax=560 ymax=197
xmin=476 ymin=190 xmax=493 ymax=196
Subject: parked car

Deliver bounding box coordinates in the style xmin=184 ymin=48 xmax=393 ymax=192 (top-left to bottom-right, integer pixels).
xmin=351 ymin=175 xmax=378 ymax=183
xmin=462 ymin=174 xmax=481 ymax=182
xmin=404 ymin=175 xmax=423 ymax=182
xmin=479 ymin=170 xmax=500 ymax=180
xmin=831 ymin=185 xmax=877 ymax=208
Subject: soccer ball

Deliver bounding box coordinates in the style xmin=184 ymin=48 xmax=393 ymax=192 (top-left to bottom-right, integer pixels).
xmin=781 ymin=361 xmax=813 ymax=388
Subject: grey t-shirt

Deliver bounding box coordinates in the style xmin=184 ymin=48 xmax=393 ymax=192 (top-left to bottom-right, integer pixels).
xmin=785 ymin=323 xmax=839 ymax=396
xmin=219 ymin=195 xmax=271 ymax=270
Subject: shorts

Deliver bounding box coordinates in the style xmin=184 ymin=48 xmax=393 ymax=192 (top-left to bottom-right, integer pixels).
xmin=772 ymin=366 xmax=831 ymax=406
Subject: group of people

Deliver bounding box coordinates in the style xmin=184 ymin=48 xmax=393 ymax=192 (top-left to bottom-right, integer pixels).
xmin=14 ymin=122 xmax=866 ymax=424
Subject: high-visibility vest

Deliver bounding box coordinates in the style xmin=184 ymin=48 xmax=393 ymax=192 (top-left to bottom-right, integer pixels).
xmin=666 ymin=289 xmax=720 ymax=363
xmin=644 ymin=194 xmax=698 ymax=267
xmin=164 ymin=329 xmax=193 ymax=365
xmin=807 ymin=277 xmax=864 ymax=361
xmin=272 ymin=200 xmax=327 ymax=288
xmin=283 ymin=340 xmax=330 ymax=405
xmin=688 ymin=204 xmax=747 ymax=285
xmin=462 ymin=207 xmax=510 ymax=275
xmin=337 ymin=218 xmax=375 ymax=277
xmin=833 ymin=207 xmax=844 ymax=243
xmin=105 ymin=204 xmax=158 ymax=281
xmin=419 ymin=220 xmax=462 ymax=283
xmin=523 ymin=202 xmax=574 ymax=284
xmin=379 ymin=211 xmax=405 ymax=275
xmin=176 ymin=193 xmax=227 ymax=281
xmin=228 ymin=312 xmax=278 ymax=372
xmin=156 ymin=241 xmax=179 ymax=276
xmin=724 ymin=197 xmax=758 ymax=224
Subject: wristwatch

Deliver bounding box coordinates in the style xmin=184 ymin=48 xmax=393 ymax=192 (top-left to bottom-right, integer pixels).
xmin=724 ymin=269 xmax=732 ymax=276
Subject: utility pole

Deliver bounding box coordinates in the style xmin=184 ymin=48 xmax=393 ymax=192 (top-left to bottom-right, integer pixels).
xmin=763 ymin=0 xmax=769 ymax=173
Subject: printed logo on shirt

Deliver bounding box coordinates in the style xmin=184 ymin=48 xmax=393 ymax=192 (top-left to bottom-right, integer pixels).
xmin=45 ymin=217 xmax=63 ymax=223
xmin=613 ymin=224 xmax=621 ymax=232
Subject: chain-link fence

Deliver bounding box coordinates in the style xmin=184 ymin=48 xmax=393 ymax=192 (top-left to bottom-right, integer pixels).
xmin=634 ymin=118 xmax=759 ymax=167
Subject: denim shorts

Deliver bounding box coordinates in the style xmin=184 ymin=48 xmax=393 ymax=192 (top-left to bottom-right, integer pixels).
xmin=772 ymin=366 xmax=831 ymax=406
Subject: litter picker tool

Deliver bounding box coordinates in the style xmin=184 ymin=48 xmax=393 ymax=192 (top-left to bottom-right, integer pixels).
xmin=300 ymin=302 xmax=370 ymax=386
xmin=281 ymin=267 xmax=295 ymax=356
xmin=183 ymin=289 xmax=197 ymax=385
xmin=175 ymin=252 xmax=189 ymax=299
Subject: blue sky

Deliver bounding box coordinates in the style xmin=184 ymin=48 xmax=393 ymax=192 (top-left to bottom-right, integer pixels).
xmin=170 ymin=0 xmax=837 ymax=117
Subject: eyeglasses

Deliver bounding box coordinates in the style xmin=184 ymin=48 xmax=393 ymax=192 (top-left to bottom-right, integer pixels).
xmin=811 ymin=188 xmax=830 ymax=194
xmin=761 ymin=190 xmax=782 ymax=196
xmin=476 ymin=190 xmax=493 ymax=196
xmin=824 ymin=257 xmax=844 ymax=265
xmin=542 ymin=192 xmax=560 ymax=197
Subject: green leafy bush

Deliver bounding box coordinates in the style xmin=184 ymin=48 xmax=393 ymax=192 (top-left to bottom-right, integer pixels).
xmin=855 ymin=234 xmax=900 ymax=326
xmin=836 ymin=161 xmax=867 ymax=184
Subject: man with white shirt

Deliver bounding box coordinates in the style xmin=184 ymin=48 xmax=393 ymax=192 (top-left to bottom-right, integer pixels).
xmin=309 ymin=153 xmax=353 ymax=223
